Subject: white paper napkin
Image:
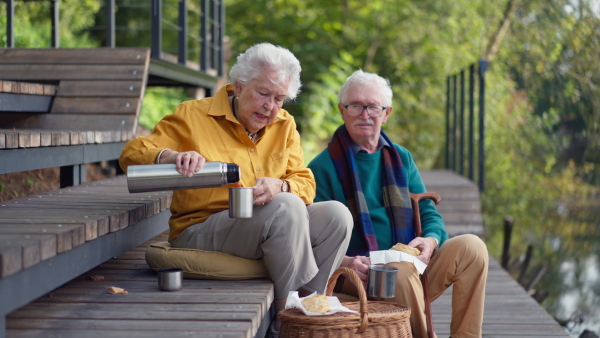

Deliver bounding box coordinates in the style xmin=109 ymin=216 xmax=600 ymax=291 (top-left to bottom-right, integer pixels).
xmin=369 ymin=250 xmax=428 ymax=274
xmin=284 ymin=291 xmax=358 ymax=316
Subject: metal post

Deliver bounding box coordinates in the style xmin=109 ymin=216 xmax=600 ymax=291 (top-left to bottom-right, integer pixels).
xmin=51 ymin=0 xmax=60 ymax=48
xmin=106 ymin=0 xmax=115 ymax=47
xmin=151 ymin=0 xmax=162 ymax=59
xmin=452 ymin=74 xmax=457 ymax=171
xmin=7 ymin=0 xmax=14 ymax=47
xmin=501 ymin=216 xmax=513 ymax=269
xmin=468 ymin=64 xmax=475 ymax=180
xmin=478 ymin=59 xmax=487 ymax=192
xmin=178 ymin=0 xmax=188 ymax=65
xmin=212 ymin=0 xmax=219 ymax=74
xmin=200 ymin=0 xmax=209 ymax=71
xmin=459 ymin=69 xmax=465 ymax=175
xmin=518 ymin=245 xmax=534 ymax=285
xmin=218 ymin=0 xmax=224 ymax=76
xmin=445 ymin=76 xmax=451 ymax=169
xmin=60 ymin=164 xmax=86 ymax=188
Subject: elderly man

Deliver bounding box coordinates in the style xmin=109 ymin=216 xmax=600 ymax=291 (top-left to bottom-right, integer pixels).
xmin=307 ymin=69 xmax=488 ymax=338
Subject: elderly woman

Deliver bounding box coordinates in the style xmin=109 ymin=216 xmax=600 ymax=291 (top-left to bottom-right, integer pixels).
xmin=119 ymin=42 xmax=353 ymax=336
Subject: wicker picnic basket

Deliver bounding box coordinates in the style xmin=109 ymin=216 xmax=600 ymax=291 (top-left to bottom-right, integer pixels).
xmin=279 ymin=267 xmax=412 ymax=338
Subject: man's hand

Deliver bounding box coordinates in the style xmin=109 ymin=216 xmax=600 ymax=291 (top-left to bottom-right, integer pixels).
xmin=340 ymin=255 xmax=371 ymax=289
xmin=407 ymin=237 xmax=438 ymax=264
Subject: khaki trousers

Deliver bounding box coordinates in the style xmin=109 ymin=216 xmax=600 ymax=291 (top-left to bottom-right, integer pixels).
xmin=171 ymin=193 xmax=353 ymax=299
xmin=341 ymin=234 xmax=488 ymax=338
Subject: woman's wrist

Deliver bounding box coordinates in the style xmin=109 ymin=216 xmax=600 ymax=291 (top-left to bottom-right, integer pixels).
xmin=156 ymin=148 xmax=171 ymax=164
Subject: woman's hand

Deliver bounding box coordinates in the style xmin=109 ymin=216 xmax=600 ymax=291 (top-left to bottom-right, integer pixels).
xmin=252 ymin=177 xmax=285 ymax=205
xmin=160 ymin=150 xmax=206 ymax=177
xmin=407 ymin=237 xmax=437 ymax=264
xmin=340 ymin=255 xmax=371 ymax=289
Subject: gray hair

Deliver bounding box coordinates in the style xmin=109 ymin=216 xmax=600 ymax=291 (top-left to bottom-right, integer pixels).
xmin=338 ymin=69 xmax=393 ymax=107
xmin=228 ymin=43 xmax=302 ymax=101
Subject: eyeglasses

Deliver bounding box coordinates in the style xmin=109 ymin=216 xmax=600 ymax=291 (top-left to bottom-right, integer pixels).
xmin=343 ymin=104 xmax=388 ymax=117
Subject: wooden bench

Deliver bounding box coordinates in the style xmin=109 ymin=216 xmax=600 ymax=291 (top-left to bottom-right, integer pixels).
xmin=0 ymin=48 xmax=150 ymax=187
xmin=0 ymin=48 xmax=177 ymax=338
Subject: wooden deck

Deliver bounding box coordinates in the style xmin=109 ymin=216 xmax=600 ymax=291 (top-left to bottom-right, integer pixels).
xmin=425 ymin=170 xmax=568 ymax=337
xmin=7 ymin=233 xmax=274 ymax=338
xmin=5 ymin=170 xmax=569 ymax=337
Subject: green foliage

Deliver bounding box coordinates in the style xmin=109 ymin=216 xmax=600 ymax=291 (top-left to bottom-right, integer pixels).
xmin=0 ymin=0 xmax=101 ymax=48
xmin=500 ymin=0 xmax=600 ymax=184
xmin=26 ymin=177 xmax=35 ymax=189
xmin=226 ymin=0 xmax=508 ymax=169
xmin=139 ymin=87 xmax=193 ymax=131
xmin=300 ymin=51 xmax=355 ymax=162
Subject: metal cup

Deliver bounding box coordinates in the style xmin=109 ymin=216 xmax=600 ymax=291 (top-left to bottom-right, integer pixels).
xmin=229 ymin=187 xmax=254 ymax=218
xmin=157 ymin=268 xmax=182 ymax=291
xmin=367 ymin=265 xmax=398 ymax=298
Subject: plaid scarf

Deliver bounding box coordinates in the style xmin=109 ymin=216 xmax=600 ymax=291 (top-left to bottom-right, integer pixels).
xmin=328 ymin=125 xmax=414 ymax=256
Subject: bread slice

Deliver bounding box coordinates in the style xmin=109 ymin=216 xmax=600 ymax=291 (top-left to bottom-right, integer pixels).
xmin=301 ymin=294 xmax=331 ymax=314
xmin=390 ymin=242 xmax=421 ymax=256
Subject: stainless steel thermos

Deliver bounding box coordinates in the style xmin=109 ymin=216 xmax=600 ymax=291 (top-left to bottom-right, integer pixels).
xmin=126 ymin=162 xmax=241 ymax=193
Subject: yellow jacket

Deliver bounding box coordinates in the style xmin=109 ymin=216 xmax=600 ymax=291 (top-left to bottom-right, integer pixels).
xmin=120 ymin=84 xmax=315 ymax=241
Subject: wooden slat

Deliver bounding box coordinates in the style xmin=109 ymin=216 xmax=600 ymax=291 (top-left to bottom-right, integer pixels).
xmin=0 ymin=223 xmax=85 ymax=253
xmin=4 ymin=131 xmax=18 ymax=148
xmin=0 ymin=114 xmax=137 ymax=133
xmin=0 ymin=48 xmax=150 ymax=65
xmin=1 ymin=80 xmax=10 ymax=92
xmin=0 ymin=243 xmax=22 ymax=277
xmin=0 ymin=81 xmax=55 ymax=95
xmin=51 ymin=98 xmax=139 ymax=114
xmin=0 ymin=234 xmax=57 ymax=264
xmin=17 ymin=132 xmax=30 ymax=148
xmin=0 ymin=211 xmax=102 ymax=242
xmin=57 ymin=80 xmax=143 ymax=97
xmin=0 ymin=65 xmax=146 ymax=81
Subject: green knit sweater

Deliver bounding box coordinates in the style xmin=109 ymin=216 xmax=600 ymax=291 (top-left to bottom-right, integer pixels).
xmin=308 ymin=143 xmax=448 ymax=253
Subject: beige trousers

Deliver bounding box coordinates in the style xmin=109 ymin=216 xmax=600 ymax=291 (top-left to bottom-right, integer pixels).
xmin=341 ymin=234 xmax=488 ymax=338
xmin=171 ymin=193 xmax=353 ymax=299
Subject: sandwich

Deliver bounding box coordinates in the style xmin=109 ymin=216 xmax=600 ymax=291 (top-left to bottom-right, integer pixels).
xmin=390 ymin=242 xmax=421 ymax=256
xmin=301 ymin=294 xmax=331 ymax=314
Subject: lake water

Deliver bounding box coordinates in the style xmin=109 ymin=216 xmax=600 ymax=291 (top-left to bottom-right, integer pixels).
xmin=537 ymin=242 xmax=600 ymax=336
xmin=488 ymin=202 xmax=600 ymax=337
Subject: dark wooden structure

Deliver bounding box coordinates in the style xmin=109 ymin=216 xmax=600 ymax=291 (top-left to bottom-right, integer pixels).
xmin=3 ymin=0 xmax=225 ymax=93
xmin=0 ymin=178 xmax=172 ymax=338
xmin=0 ymin=48 xmax=175 ymax=338
xmin=0 ymin=48 xmax=151 ymax=187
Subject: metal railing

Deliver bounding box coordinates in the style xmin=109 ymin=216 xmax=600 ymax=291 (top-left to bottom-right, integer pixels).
xmin=446 ymin=59 xmax=487 ymax=192
xmin=3 ymin=0 xmax=225 ymax=77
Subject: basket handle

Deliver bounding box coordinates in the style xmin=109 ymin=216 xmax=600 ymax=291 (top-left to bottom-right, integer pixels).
xmin=325 ymin=267 xmax=370 ymax=334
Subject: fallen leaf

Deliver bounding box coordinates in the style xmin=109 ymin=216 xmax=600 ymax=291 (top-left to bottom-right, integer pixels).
xmin=89 ymin=275 xmax=105 ymax=281
xmin=108 ymin=286 xmax=128 ymax=294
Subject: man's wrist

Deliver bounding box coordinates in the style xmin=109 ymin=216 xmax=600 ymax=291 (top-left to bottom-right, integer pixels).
xmin=430 ymin=237 xmax=439 ymax=251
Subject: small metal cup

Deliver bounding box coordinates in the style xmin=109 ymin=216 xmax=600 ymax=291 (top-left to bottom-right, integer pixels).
xmin=229 ymin=187 xmax=254 ymax=218
xmin=157 ymin=268 xmax=182 ymax=291
xmin=367 ymin=265 xmax=398 ymax=298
